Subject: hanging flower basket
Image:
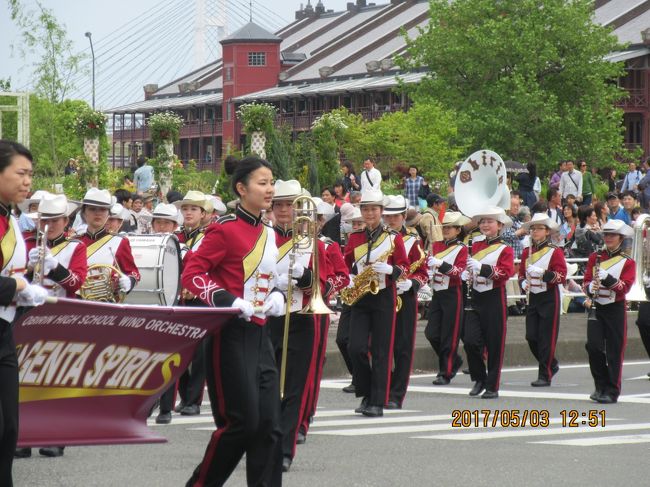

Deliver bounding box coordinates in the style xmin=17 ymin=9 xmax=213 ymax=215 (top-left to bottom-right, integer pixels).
xmin=148 ymin=111 xmax=184 ymax=146
xmin=74 ymin=108 xmax=107 ymax=139
xmin=236 ymin=102 xmax=277 ymax=134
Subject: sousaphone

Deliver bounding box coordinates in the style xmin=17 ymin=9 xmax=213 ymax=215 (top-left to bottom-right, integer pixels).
xmin=455 ymin=149 xmax=511 ymax=217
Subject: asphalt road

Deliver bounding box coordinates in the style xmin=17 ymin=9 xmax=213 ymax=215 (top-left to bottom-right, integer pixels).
xmin=14 ymin=360 xmax=650 ymax=487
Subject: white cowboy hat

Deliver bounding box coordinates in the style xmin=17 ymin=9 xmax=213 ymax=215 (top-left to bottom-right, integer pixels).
xmin=143 ymin=202 xmax=183 ymax=225
xmin=343 ymin=206 xmax=363 ymax=222
xmin=566 ymin=263 xmax=579 ymax=278
xmin=226 ymin=198 xmax=240 ymax=210
xmin=523 ymin=212 xmax=559 ymax=231
xmin=272 ymin=180 xmax=302 ymax=201
xmin=205 ymin=196 xmax=227 ymax=216
xmin=602 ymin=219 xmax=634 ymax=237
xmin=18 ymin=190 xmax=50 ymax=213
xmin=108 ymin=203 xmax=128 ymax=220
xmin=382 ymin=195 xmax=408 ymax=215
xmin=359 ymin=189 xmax=386 ymax=206
xmin=316 ymin=201 xmax=335 ymax=217
xmin=473 ymin=206 xmax=513 ymax=228
xmin=172 ymin=190 xmax=209 ymax=210
xmin=26 ymin=193 xmax=78 ymax=220
xmin=81 ymin=188 xmax=113 ymax=208
xmin=339 ymin=202 xmax=356 ymax=221
xmin=442 ymin=211 xmax=472 ymax=227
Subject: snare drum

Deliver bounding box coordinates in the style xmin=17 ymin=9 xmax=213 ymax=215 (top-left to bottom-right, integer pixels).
xmin=124 ymin=233 xmax=181 ymax=306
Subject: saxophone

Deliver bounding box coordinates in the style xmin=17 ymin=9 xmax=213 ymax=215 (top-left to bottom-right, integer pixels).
xmin=341 ymin=233 xmax=395 ymax=306
xmin=396 ymin=242 xmax=426 ymax=312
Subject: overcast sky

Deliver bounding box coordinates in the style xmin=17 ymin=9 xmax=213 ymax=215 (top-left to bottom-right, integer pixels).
xmin=0 ymin=0 xmax=356 ymax=108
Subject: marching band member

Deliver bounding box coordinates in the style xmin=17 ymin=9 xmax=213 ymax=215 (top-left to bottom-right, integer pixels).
xmin=173 ymin=190 xmax=210 ymax=416
xmin=181 ymin=156 xmax=284 ymax=487
xmin=0 ymin=140 xmax=49 ymax=486
xmin=18 ymin=193 xmax=89 ymax=459
xmin=426 ymin=211 xmax=470 ymax=385
xmin=17 ymin=190 xmax=48 ymax=234
xmin=382 ymin=196 xmax=428 ymax=409
xmin=583 ymin=220 xmax=635 ymax=404
xmin=143 ymin=203 xmax=183 ymax=425
xmin=298 ymin=200 xmax=350 ymax=444
xmin=518 ymin=213 xmax=567 ymax=387
xmin=106 ymin=203 xmax=128 ymax=234
xmin=463 ymin=206 xmax=514 ymax=399
xmin=335 ymin=206 xmax=364 ymax=393
xmin=77 ymin=188 xmax=140 ymax=295
xmin=344 ymin=189 xmax=409 ymax=417
xmin=268 ymin=180 xmax=331 ymax=472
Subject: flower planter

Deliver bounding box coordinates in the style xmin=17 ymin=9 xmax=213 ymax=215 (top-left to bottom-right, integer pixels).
xmin=83 ymin=137 xmax=100 ymax=187
xmin=159 ymin=139 xmax=174 ymax=197
xmin=251 ymin=131 xmax=267 ymax=159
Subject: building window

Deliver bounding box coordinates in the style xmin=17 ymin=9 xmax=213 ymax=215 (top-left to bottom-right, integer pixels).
xmin=248 ymin=52 xmax=266 ymax=66
xmin=225 ymin=67 xmax=232 ymax=81
xmin=226 ymin=103 xmax=232 ymax=121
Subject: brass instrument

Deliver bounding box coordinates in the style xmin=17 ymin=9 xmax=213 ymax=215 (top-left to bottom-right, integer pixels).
xmin=340 ymin=230 xmax=395 ymax=306
xmin=79 ymin=264 xmax=126 ymax=303
xmin=396 ymin=242 xmax=426 ymax=312
xmin=626 ymin=213 xmax=650 ymax=302
xmin=279 ymin=196 xmax=332 ymax=399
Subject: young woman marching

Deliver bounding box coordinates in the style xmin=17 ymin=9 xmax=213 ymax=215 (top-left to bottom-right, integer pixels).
xmin=463 ymin=206 xmax=515 ymax=399
xmin=0 ymin=140 xmax=49 ymax=486
xmin=382 ymin=195 xmax=428 ymax=409
xmin=344 ymin=189 xmax=409 ymax=417
xmin=268 ymin=180 xmax=331 ymax=472
xmin=181 ymin=156 xmax=285 ymax=486
xmin=426 ymin=211 xmax=470 ymax=385
xmin=583 ymin=219 xmax=635 ymax=404
xmin=518 ymin=213 xmax=567 ymax=387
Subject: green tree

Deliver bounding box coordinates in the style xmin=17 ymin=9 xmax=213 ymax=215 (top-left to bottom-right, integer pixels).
xmin=400 ymin=0 xmax=626 ymax=173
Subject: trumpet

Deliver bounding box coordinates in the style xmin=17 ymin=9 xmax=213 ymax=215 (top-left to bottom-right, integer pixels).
xmin=279 ymin=196 xmax=332 ymax=399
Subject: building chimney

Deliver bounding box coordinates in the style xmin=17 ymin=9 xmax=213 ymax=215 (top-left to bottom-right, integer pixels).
xmin=642 ymin=28 xmax=650 ymax=45
xmin=143 ymin=84 xmax=158 ymax=100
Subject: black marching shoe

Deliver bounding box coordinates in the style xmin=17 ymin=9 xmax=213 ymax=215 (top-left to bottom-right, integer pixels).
xmin=173 ymin=401 xmax=186 ymax=413
xmin=432 ymin=376 xmax=450 ymax=386
xmin=469 ymin=381 xmax=485 ymax=396
xmin=354 ymin=397 xmax=369 ymax=414
xmin=589 ymin=390 xmax=603 ymax=402
xmin=296 ymin=428 xmax=307 ymax=445
xmin=282 ymin=456 xmax=292 ymax=473
xmin=362 ymin=405 xmax=383 ymax=417
xmin=156 ymin=411 xmax=172 ymax=424
xmin=551 ymin=364 xmax=560 ymax=376
xmin=39 ymin=447 xmax=64 ymax=457
xmin=14 ymin=448 xmax=31 ymax=458
xmin=450 ymin=356 xmax=463 ymax=379
xmin=462 ymin=368 xmax=471 ymax=375
xmin=342 ymin=383 xmax=356 ymax=393
xmin=481 ymin=390 xmax=499 ymax=399
xmin=531 ymin=378 xmax=551 ymax=387
xmin=180 ymin=404 xmax=201 ymax=416
xmin=596 ymin=394 xmax=617 ymax=404
xmin=385 ymin=400 xmax=401 ymax=410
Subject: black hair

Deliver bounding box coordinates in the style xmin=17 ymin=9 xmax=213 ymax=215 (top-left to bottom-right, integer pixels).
xmin=0 ymin=139 xmax=33 ymax=172
xmin=621 ymin=190 xmax=637 ymax=200
xmin=594 ymin=201 xmax=608 ymax=223
xmin=136 ymin=156 xmax=146 ymax=167
xmin=546 ymin=187 xmax=559 ymax=202
xmin=510 ymin=190 xmax=521 ymax=198
xmin=341 ymin=161 xmax=355 ymax=175
xmin=166 ymin=190 xmax=183 ymax=204
xmin=321 ymin=187 xmax=333 ymax=196
xmin=577 ymin=204 xmax=595 ymax=227
xmin=530 ymin=201 xmax=548 ymax=214
xmin=132 ymin=195 xmax=144 ymax=203
xmin=562 ymin=203 xmax=577 ymax=219
xmin=230 ymin=156 xmax=272 ymax=197
xmin=408 ymin=165 xmax=418 ymax=173
xmin=224 ymin=155 xmax=239 ymax=176
xmin=526 ymin=161 xmax=537 ymax=180
xmin=114 ymin=189 xmax=133 ymax=204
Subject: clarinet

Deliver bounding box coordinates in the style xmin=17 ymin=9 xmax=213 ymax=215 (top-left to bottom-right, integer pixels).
xmin=587 ymin=244 xmax=604 ymax=322
xmin=465 ymin=235 xmax=474 ymax=311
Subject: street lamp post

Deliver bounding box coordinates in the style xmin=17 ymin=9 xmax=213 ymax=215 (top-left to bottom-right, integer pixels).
xmin=85 ymin=31 xmax=95 ymax=109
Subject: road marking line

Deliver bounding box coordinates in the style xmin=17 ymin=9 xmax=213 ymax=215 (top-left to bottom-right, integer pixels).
xmin=533 ymin=434 xmax=650 ymax=446
xmin=311 ymin=414 xmax=451 ymax=428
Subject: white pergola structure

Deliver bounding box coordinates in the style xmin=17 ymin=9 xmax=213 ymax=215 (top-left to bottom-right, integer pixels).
xmin=0 ymin=92 xmax=30 ymax=147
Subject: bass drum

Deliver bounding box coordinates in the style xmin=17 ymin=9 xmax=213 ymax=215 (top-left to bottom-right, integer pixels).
xmin=124 ymin=234 xmax=181 ymax=306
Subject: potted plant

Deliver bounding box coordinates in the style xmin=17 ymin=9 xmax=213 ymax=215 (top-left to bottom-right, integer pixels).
xmin=236 ymin=102 xmax=277 ymax=159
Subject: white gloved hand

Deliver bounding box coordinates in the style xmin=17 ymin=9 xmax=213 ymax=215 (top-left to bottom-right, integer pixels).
xmin=17 ymin=283 xmax=49 ymax=307
xmin=461 ymin=270 xmax=470 ymax=281
xmin=43 ymin=253 xmax=58 ymax=275
xmin=643 ymin=275 xmax=650 ymax=288
xmin=521 ymin=280 xmax=529 ymax=292
xmin=28 ymin=247 xmax=41 ymax=267
xmin=396 ymin=279 xmax=413 ymax=295
xmin=597 ymin=269 xmax=609 ymax=282
xmin=527 ymin=265 xmax=544 ymax=278
xmin=427 ymin=268 xmax=434 ymax=281
xmin=232 ymin=297 xmax=255 ymax=321
xmin=427 ymin=256 xmax=443 ymax=269
xmin=372 ymin=262 xmax=393 ymax=275
xmin=588 ymin=281 xmax=598 ymax=295
xmin=291 ymin=262 xmax=305 ymax=279
xmin=468 ymin=258 xmax=482 ymax=274
xmin=119 ymin=275 xmax=133 ymax=293
xmin=262 ymin=291 xmax=285 ymax=317
xmin=276 ymin=274 xmax=297 ymax=292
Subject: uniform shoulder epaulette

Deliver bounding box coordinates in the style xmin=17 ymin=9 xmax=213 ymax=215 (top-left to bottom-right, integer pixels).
xmin=386 ymin=227 xmax=400 ymax=236
xmin=319 ymin=235 xmax=334 ymax=244
xmin=622 ymin=252 xmax=632 ymax=259
xmin=216 ymin=214 xmax=236 ymax=225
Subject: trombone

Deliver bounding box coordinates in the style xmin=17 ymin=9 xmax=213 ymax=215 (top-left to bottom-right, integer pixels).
xmin=279 ymin=195 xmax=332 ymax=399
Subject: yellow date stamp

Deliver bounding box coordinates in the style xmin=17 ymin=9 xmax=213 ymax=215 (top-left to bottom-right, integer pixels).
xmin=451 ymin=409 xmax=606 ymax=428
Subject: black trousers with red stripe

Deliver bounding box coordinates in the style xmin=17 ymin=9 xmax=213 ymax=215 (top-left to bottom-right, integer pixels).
xmin=526 ymin=287 xmax=561 ymax=381
xmin=586 ymin=301 xmax=627 ymax=399
xmin=389 ymin=289 xmax=417 ymax=406
xmin=463 ymin=287 xmax=507 ymax=392
xmin=335 ymin=304 xmax=354 ymax=375
xmin=425 ymin=287 xmax=463 ymax=379
xmin=300 ymin=315 xmax=329 ymax=436
xmin=348 ymin=287 xmax=396 ymax=407
xmin=178 ymin=299 xmax=206 ymax=408
xmin=268 ymin=313 xmax=316 ymax=460
xmin=186 ymin=318 xmax=282 ymax=487
xmin=0 ymin=327 xmax=18 ymax=487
